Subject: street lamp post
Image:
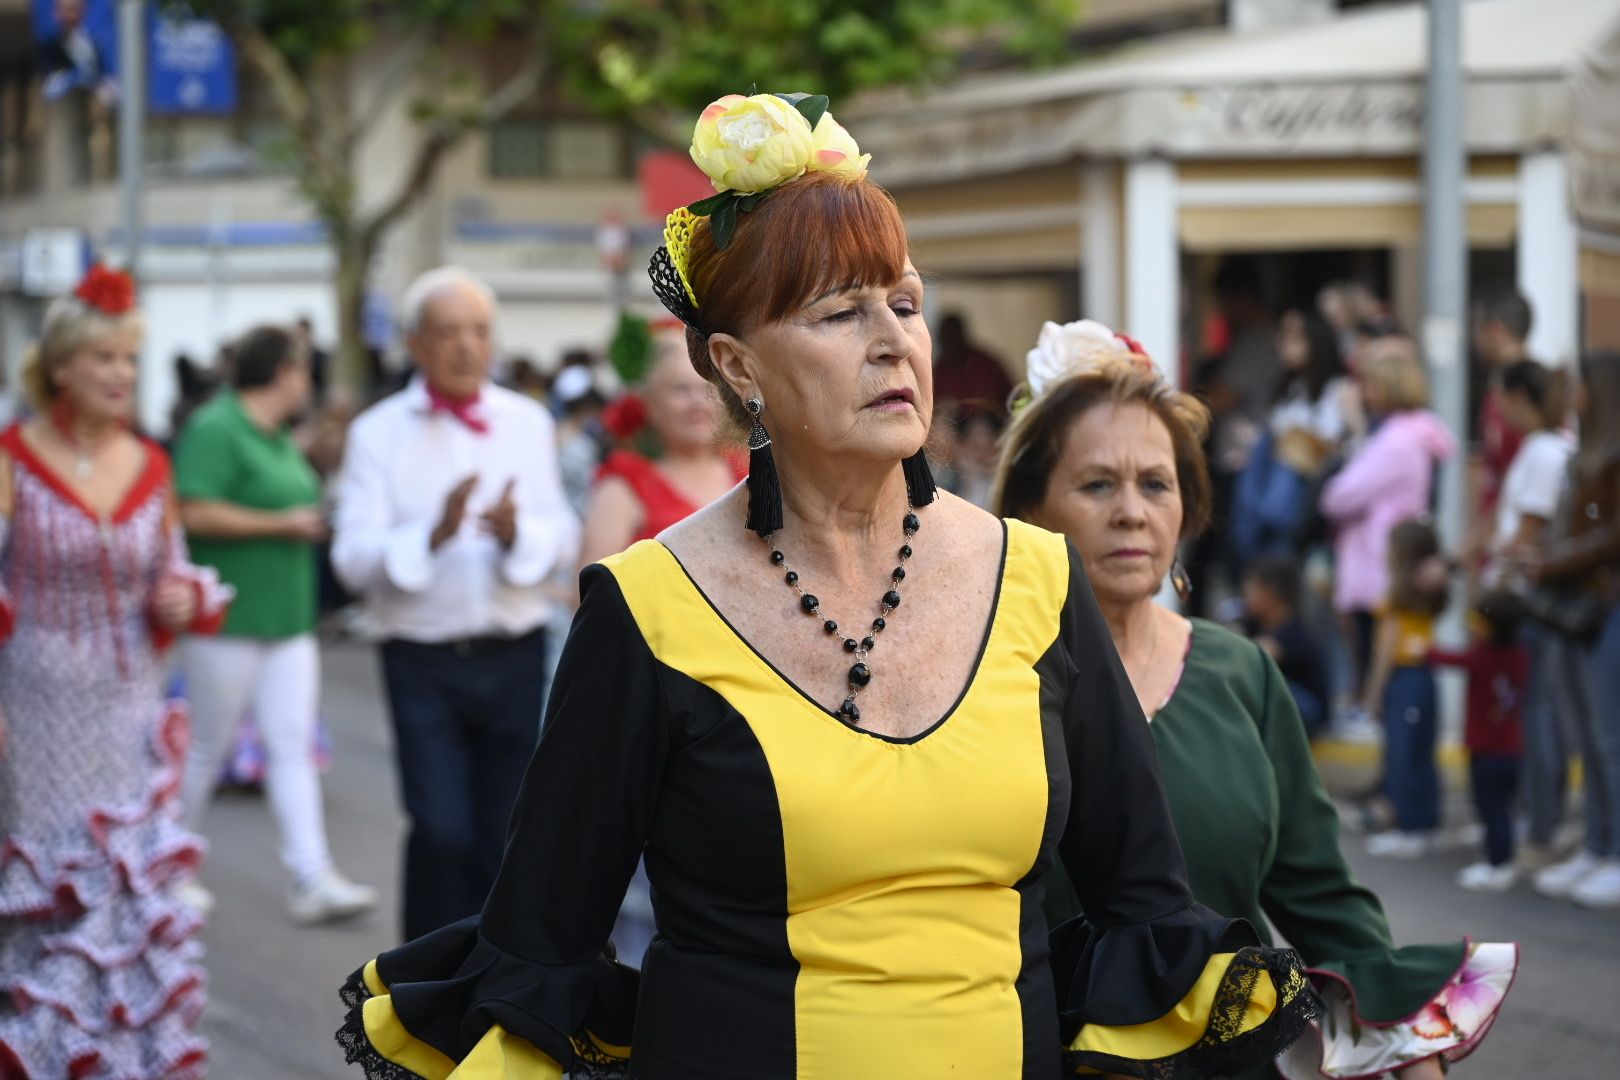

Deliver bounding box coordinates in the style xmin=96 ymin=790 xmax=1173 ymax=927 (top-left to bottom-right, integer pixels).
xmin=1422 ymin=0 xmax=1468 ymax=645
xmin=117 ymin=0 xmax=145 ymax=279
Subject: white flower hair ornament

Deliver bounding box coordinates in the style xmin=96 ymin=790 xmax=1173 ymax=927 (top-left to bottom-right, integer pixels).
xmin=1022 ymin=319 xmax=1156 ymax=402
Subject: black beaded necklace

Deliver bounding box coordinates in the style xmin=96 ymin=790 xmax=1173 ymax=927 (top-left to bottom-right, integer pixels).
xmin=763 ymin=508 xmax=920 ymax=725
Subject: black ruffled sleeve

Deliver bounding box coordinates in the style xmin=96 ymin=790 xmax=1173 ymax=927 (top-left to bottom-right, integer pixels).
xmin=337 ymin=563 xmax=662 ymax=1078
xmin=1049 ymin=546 xmax=1319 ymax=1078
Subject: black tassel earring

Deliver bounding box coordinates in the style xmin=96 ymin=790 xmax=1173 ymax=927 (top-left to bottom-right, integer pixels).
xmin=744 ymin=397 xmax=783 ymax=537
xmin=902 ymin=449 xmax=937 ymax=507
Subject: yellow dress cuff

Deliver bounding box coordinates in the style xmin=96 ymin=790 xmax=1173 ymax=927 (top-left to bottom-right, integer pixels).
xmin=1066 ymin=947 xmax=1319 ymax=1079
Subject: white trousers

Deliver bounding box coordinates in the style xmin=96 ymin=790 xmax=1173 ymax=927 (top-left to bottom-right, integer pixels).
xmin=179 ymin=634 xmax=332 ymax=884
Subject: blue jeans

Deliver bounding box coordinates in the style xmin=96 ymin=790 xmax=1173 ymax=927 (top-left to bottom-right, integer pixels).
xmin=380 ymin=627 xmax=549 ymax=941
xmin=1288 ymin=680 xmax=1327 ymax=739
xmin=1383 ymin=665 xmax=1440 ymax=832
xmin=1582 ymin=607 xmax=1620 ymax=858
xmin=1468 ymin=753 xmax=1521 ymax=866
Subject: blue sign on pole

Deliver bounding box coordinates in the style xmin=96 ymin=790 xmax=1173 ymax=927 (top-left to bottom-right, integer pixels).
xmin=147 ymin=5 xmax=236 ymax=114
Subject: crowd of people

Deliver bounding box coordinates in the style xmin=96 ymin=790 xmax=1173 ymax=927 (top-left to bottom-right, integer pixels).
xmin=0 ymin=107 xmax=1609 ymax=1078
xmin=1176 ymin=275 xmax=1620 ymax=912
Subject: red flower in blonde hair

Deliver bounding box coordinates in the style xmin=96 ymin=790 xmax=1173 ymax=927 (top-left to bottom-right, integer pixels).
xmin=73 ymin=264 xmax=137 ymax=315
xmin=1113 ymin=331 xmax=1148 ymax=357
xmin=601 ymin=393 xmax=648 ymax=440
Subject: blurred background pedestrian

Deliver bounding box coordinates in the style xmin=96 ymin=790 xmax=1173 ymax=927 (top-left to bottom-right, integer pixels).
xmin=174 ymin=323 xmax=377 ymax=925
xmin=577 ymin=321 xmax=744 ymax=568
xmin=1427 ymin=591 xmax=1531 ymax=891
xmin=1528 ymin=350 xmax=1620 ymax=909
xmin=0 ymin=267 xmax=231 ymax=1077
xmin=330 ymin=266 xmax=578 ymax=941
xmin=1319 ymin=337 xmax=1455 ymax=724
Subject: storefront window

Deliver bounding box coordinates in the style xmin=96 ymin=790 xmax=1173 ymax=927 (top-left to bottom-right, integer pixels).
xmin=488 ymin=116 xmax=630 ymax=180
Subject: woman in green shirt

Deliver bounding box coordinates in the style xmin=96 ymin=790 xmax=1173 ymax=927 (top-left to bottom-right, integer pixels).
xmin=174 ymin=324 xmax=377 ymax=925
xmin=993 ymin=320 xmax=1517 ymax=1080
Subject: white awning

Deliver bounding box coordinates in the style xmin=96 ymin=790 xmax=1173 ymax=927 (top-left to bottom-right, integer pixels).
xmin=856 ymin=0 xmax=1620 ymax=186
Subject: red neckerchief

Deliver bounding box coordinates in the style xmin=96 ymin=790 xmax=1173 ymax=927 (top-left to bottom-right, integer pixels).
xmin=425 ymin=383 xmax=489 ymax=435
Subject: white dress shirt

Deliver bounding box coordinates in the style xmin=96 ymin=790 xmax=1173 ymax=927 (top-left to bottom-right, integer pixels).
xmin=332 ymin=377 xmax=579 ymax=643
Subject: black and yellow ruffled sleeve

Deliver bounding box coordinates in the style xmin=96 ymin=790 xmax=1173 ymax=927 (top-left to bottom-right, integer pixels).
xmin=336 ymin=564 xmax=662 ymax=1078
xmin=1049 ymin=547 xmax=1318 ymax=1078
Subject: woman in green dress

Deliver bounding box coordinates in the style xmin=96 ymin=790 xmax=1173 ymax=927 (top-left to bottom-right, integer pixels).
xmin=993 ymin=320 xmax=1517 ymax=1080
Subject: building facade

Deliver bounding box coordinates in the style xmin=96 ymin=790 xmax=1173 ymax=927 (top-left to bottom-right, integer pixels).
xmin=856 ymin=0 xmax=1620 ymax=384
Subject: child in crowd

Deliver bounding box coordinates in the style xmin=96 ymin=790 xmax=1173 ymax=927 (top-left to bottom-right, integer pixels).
xmin=1428 ymin=592 xmax=1531 ymax=891
xmin=1240 ymin=556 xmax=1332 ymax=739
xmin=1363 ymin=519 xmax=1451 ymax=858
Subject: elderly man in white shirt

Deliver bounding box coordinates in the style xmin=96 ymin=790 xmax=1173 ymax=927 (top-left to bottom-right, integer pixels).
xmin=332 ymin=266 xmax=579 ymax=940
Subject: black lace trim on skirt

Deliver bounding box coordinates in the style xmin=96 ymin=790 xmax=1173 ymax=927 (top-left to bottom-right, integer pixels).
xmin=1064 ymin=946 xmax=1323 ymax=1080
xmin=336 ymin=969 xmax=418 ymax=1080
xmin=334 ymin=967 xmax=631 ymax=1079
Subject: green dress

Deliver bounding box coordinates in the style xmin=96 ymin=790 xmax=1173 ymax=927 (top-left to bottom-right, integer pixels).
xmin=1049 ymin=618 xmax=1517 ymax=1079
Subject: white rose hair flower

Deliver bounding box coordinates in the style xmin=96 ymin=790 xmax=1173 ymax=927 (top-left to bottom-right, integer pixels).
xmin=1024 ymin=319 xmax=1155 ymax=400
xmin=690 ymin=93 xmax=817 ymax=197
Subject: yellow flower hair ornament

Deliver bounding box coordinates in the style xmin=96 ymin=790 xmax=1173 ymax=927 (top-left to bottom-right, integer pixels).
xmin=648 ymin=90 xmax=871 ymax=329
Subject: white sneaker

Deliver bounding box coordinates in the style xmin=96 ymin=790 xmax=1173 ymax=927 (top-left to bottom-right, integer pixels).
xmin=1533 ymin=850 xmax=1601 ymax=899
xmin=175 ymin=881 xmax=215 ymax=918
xmin=1333 ymin=708 xmax=1383 ymax=745
xmin=1434 ymin=822 xmax=1485 ymax=852
xmin=1515 ymin=842 xmax=1563 ymax=874
xmin=288 ymin=867 xmax=379 ymax=926
xmin=1457 ymin=861 xmax=1518 ymax=892
xmin=1365 ymin=830 xmax=1429 ymax=858
xmin=1569 ymin=860 xmax=1620 ymax=909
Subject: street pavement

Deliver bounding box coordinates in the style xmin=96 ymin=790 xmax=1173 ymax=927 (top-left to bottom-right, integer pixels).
xmin=195 ymin=642 xmax=1620 ymax=1079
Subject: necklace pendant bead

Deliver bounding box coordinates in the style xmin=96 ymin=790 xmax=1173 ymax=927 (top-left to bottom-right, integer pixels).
xmin=883 ymin=590 xmax=902 ymax=609
xmin=903 ymin=512 xmax=920 ymax=533
xmin=899 ymin=544 xmax=912 ymax=559
xmin=785 ymin=571 xmax=798 ymax=585
xmin=770 ymin=550 xmax=785 ymax=564
xmin=839 ymin=697 xmax=861 ymax=722
xmin=800 ymin=594 xmax=819 ymax=613
xmin=843 ymin=638 xmax=858 ymax=653
xmin=872 ymin=617 xmax=886 ymax=632
xmin=848 ymin=662 xmax=871 ymax=687
xmin=823 ymin=620 xmax=839 ymax=634
xmin=860 ymin=636 xmax=875 ymax=651
xmin=891 ymin=566 xmax=905 ymax=581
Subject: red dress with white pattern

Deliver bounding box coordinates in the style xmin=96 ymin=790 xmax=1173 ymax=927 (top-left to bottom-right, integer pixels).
xmin=0 ymin=425 xmax=231 ymax=1079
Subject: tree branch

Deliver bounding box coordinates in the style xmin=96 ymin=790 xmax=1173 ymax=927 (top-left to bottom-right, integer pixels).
xmin=230 ymin=22 xmax=313 ymax=136
xmin=348 ymin=26 xmax=434 ymax=151
xmin=627 ymin=102 xmax=690 ymax=148
xmin=226 ymin=20 xmax=356 ymax=223
xmin=358 ymin=37 xmax=550 ymax=250
xmin=357 ymin=126 xmax=456 ymax=252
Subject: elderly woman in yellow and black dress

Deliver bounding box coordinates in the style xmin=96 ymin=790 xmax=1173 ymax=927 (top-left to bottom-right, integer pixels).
xmin=993 ymin=321 xmax=1518 ymax=1080
xmin=335 ymin=94 xmax=1316 ymax=1080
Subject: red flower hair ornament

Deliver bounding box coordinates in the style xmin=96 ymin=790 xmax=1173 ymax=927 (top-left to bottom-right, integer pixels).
xmin=601 ymin=393 xmax=648 ymax=440
xmin=73 ymin=264 xmax=137 ymax=316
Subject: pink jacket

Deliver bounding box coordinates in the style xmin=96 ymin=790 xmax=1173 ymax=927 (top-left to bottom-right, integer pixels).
xmin=1319 ymin=409 xmax=1456 ymax=613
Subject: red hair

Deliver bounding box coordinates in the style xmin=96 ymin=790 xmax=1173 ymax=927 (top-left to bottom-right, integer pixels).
xmin=683 ymin=172 xmax=909 ymax=424
xmin=686 ymin=172 xmax=908 ymax=334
